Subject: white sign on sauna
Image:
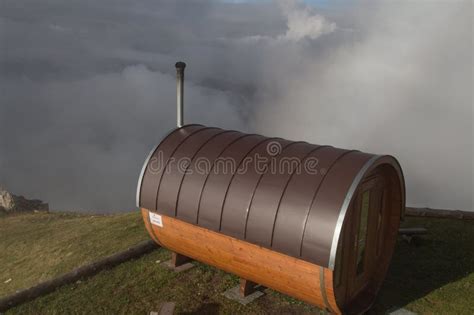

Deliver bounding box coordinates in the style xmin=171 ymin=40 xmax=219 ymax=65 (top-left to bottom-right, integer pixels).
xmin=149 ymin=212 xmax=163 ymax=227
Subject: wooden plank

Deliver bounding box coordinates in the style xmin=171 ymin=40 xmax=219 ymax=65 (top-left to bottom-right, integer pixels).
xmin=171 ymin=252 xmax=192 ymax=267
xmin=324 ymin=268 xmax=342 ymax=314
xmin=239 ymin=278 xmax=257 ymax=297
xmin=142 ymin=208 xmax=327 ymax=308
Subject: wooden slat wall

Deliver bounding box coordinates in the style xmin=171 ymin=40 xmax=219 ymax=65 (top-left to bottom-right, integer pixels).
xmin=142 ymin=209 xmax=339 ymax=311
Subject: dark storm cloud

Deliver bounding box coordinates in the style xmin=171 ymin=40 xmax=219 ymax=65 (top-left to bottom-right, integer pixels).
xmin=0 ymin=0 xmax=472 ymax=212
xmin=1 ymin=0 xmax=279 ymax=211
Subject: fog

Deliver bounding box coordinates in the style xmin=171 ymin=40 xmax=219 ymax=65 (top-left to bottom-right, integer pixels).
xmin=0 ymin=0 xmax=472 ymax=212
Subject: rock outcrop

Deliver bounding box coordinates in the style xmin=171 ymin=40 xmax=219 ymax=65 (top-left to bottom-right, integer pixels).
xmin=0 ymin=187 xmax=49 ymax=213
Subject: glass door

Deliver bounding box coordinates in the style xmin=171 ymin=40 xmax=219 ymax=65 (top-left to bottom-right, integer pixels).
xmin=347 ymin=176 xmax=380 ymax=299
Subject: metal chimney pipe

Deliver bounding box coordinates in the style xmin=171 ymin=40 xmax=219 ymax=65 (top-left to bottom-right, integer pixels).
xmin=175 ymin=61 xmax=186 ymax=128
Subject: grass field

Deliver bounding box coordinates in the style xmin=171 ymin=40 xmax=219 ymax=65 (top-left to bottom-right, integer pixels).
xmin=0 ymin=211 xmax=148 ymax=297
xmin=1 ymin=211 xmax=473 ymax=314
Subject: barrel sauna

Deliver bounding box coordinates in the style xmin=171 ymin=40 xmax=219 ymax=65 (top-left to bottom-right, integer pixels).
xmin=137 ymin=124 xmax=405 ymax=315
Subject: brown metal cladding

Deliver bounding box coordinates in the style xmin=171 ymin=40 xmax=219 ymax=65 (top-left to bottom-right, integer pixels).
xmin=271 ymin=146 xmax=350 ymax=258
xmin=220 ymin=138 xmax=292 ymax=239
xmin=198 ymin=134 xmax=266 ymax=231
xmin=301 ymin=151 xmax=372 ymax=266
xmin=245 ymin=141 xmax=317 ymax=247
xmin=138 ymin=125 xmax=404 ymax=268
xmin=156 ymin=127 xmax=224 ymax=217
xmin=176 ymin=131 xmax=245 ymax=223
xmin=139 ymin=124 xmax=205 ymax=210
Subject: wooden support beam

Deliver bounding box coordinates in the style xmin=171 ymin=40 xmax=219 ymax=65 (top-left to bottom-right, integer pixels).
xmin=171 ymin=252 xmax=191 ymax=268
xmin=239 ymin=278 xmax=257 ymax=297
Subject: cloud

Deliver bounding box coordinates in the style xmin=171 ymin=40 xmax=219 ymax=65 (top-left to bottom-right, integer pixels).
xmin=0 ymin=0 xmax=472 ymax=212
xmin=278 ymin=0 xmax=336 ymax=41
xmin=252 ymin=1 xmax=473 ymax=211
xmin=0 ymin=64 xmax=243 ymax=212
xmin=239 ymin=0 xmax=336 ymax=43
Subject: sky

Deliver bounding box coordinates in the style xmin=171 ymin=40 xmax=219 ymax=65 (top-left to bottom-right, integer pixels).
xmin=0 ymin=0 xmax=472 ymax=212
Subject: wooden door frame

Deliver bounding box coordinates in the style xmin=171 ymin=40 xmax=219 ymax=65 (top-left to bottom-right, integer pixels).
xmin=347 ymin=174 xmax=383 ymax=300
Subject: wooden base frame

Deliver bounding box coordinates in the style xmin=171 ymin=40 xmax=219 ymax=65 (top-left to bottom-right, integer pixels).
xmin=171 ymin=252 xmax=191 ymax=268
xmin=142 ymin=208 xmax=342 ymax=313
xmin=239 ymin=279 xmax=257 ymax=297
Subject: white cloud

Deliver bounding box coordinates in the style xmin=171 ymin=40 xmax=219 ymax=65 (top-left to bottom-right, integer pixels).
xmin=239 ymin=0 xmax=336 ymax=43
xmin=1 ymin=0 xmax=472 ymax=212
xmin=278 ymin=0 xmax=336 ymax=41
xmin=0 ymin=65 xmax=243 ymax=211
xmin=253 ymin=1 xmax=473 ymax=211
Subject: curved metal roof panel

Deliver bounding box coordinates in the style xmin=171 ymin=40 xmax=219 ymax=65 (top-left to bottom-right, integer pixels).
xmin=137 ymin=125 xmax=404 ymax=268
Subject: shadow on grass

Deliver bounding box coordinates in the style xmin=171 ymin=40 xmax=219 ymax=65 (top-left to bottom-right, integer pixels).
xmin=371 ymin=217 xmax=474 ymax=313
xmin=180 ymin=302 xmax=220 ymax=315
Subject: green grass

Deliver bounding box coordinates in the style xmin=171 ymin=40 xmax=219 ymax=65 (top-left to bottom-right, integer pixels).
xmin=5 ymin=250 xmax=322 ymax=315
xmin=1 ymin=212 xmax=473 ymax=314
xmin=0 ymin=211 xmax=148 ymax=297
xmin=372 ymin=217 xmax=474 ymax=315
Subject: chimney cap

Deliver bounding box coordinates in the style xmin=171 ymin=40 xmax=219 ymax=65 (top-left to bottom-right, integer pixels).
xmin=175 ymin=61 xmax=186 ymax=70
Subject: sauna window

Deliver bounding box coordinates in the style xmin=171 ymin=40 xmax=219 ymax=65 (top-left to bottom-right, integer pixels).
xmin=356 ymin=190 xmax=370 ymax=276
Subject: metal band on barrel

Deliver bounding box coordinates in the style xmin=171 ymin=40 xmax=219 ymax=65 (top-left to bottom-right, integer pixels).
xmin=328 ymin=155 xmax=380 ymax=270
xmin=135 ymin=128 xmax=178 ymax=208
xmin=319 ymin=266 xmax=332 ymax=312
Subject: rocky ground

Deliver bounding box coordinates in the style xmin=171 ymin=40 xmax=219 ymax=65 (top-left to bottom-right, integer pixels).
xmin=0 ymin=187 xmax=49 ymax=214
